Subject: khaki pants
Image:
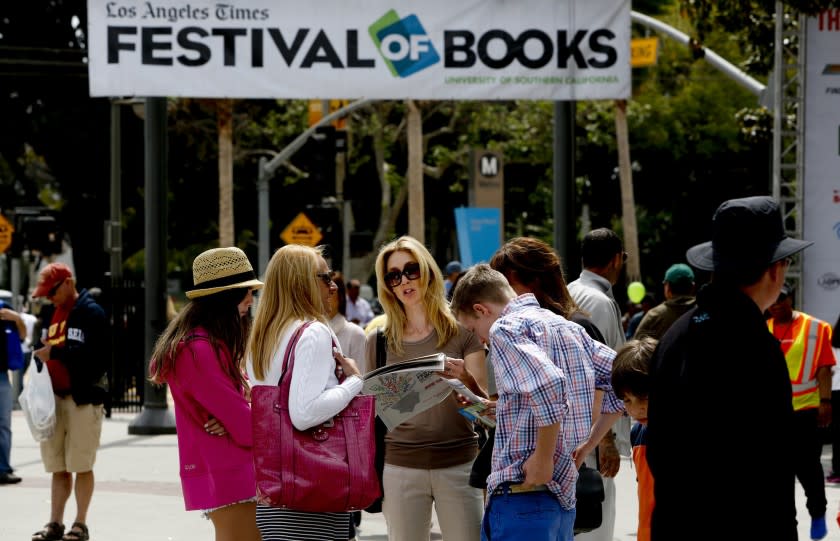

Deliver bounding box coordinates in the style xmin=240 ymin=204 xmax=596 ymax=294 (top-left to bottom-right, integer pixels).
xmin=383 ymin=462 xmax=483 ymax=541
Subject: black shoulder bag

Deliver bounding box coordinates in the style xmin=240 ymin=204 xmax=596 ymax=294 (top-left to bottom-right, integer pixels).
xmin=574 ymin=449 xmax=606 ymax=534
xmin=364 ymin=327 xmax=388 ymax=513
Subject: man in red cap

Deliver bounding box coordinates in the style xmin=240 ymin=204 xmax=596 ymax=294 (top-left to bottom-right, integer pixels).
xmin=30 ymin=263 xmax=108 ymax=541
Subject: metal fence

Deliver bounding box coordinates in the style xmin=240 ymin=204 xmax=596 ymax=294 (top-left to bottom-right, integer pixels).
xmin=103 ymin=279 xmax=146 ymax=416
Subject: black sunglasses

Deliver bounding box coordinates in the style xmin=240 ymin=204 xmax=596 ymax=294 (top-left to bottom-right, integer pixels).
xmin=47 ymin=279 xmax=65 ymax=297
xmin=384 ymin=262 xmax=422 ymax=288
xmin=316 ymin=271 xmax=336 ymax=286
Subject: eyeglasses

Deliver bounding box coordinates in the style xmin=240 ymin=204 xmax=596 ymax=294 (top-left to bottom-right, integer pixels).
xmin=316 ymin=271 xmax=336 ymax=286
xmin=47 ymin=279 xmax=65 ymax=297
xmin=384 ymin=262 xmax=422 ymax=288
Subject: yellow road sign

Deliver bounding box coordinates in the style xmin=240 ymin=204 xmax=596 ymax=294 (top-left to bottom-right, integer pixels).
xmin=0 ymin=214 xmax=14 ymax=253
xmin=308 ymin=99 xmax=350 ymax=129
xmin=280 ymin=212 xmax=323 ymax=247
xmin=631 ymin=37 xmax=659 ymax=68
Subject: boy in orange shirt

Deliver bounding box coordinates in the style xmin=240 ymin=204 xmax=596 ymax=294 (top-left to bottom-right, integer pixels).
xmin=611 ymin=337 xmax=658 ymax=541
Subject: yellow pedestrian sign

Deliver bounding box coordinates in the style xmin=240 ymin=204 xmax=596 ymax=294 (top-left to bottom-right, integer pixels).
xmin=0 ymin=214 xmax=14 ymax=253
xmin=280 ymin=212 xmax=322 ymax=247
xmin=631 ymin=37 xmax=659 ymax=68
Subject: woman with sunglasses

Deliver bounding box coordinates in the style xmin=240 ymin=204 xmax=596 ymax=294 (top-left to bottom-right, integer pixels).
xmin=246 ymin=244 xmax=363 ymax=541
xmin=367 ymin=236 xmax=486 ymax=541
xmin=149 ymin=247 xmax=264 ymax=541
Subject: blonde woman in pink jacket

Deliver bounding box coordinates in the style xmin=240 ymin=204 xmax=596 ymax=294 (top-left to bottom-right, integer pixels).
xmin=150 ymin=247 xmax=263 ymax=541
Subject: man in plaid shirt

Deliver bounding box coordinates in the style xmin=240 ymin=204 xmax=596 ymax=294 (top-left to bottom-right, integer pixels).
xmin=451 ymin=264 xmax=621 ymax=541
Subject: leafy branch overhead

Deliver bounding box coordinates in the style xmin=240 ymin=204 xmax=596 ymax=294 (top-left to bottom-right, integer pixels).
xmin=678 ymin=0 xmax=840 ymax=74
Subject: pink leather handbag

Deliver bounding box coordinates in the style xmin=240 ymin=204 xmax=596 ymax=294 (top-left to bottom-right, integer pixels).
xmin=251 ymin=321 xmax=381 ymax=512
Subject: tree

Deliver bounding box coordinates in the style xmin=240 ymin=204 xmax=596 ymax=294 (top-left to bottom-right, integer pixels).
xmin=0 ymin=2 xmax=110 ymax=287
xmin=678 ymin=0 xmax=840 ymax=74
xmin=217 ymin=99 xmax=235 ymax=247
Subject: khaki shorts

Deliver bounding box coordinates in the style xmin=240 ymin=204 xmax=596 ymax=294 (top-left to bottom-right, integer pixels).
xmin=40 ymin=397 xmax=104 ymax=473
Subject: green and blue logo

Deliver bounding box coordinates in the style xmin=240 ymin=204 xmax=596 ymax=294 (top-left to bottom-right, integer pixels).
xmin=369 ymin=10 xmax=440 ymax=78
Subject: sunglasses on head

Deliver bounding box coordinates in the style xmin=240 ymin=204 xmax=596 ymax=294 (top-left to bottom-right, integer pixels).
xmin=316 ymin=271 xmax=336 ymax=286
xmin=47 ymin=279 xmax=65 ymax=297
xmin=384 ymin=262 xmax=422 ymax=288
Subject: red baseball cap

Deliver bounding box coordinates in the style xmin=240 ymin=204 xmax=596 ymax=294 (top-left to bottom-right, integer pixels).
xmin=32 ymin=263 xmax=73 ymax=298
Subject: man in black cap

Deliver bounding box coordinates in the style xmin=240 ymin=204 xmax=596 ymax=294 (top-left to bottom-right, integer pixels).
xmin=647 ymin=196 xmax=812 ymax=541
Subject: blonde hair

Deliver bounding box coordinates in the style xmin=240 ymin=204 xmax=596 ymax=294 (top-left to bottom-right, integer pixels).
xmin=247 ymin=244 xmax=328 ymax=381
xmin=375 ymin=236 xmax=458 ymax=355
xmin=450 ymin=264 xmax=515 ymax=318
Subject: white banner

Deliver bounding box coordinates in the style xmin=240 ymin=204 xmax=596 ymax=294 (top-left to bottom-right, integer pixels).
xmin=803 ymin=11 xmax=840 ymax=325
xmin=87 ymin=0 xmax=630 ymax=100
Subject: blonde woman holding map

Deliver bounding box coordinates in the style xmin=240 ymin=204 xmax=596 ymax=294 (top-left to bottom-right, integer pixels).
xmin=366 ymin=236 xmax=486 ymax=541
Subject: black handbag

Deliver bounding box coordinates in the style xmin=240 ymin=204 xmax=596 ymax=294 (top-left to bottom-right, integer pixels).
xmin=364 ymin=327 xmax=388 ymax=513
xmin=573 ymin=464 xmax=605 ymax=534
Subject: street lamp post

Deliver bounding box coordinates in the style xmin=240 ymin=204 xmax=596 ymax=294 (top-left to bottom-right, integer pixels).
xmin=128 ymin=97 xmax=176 ymax=435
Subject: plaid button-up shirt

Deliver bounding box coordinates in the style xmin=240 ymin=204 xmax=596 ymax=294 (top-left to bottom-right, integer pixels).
xmin=488 ymin=294 xmax=621 ymax=509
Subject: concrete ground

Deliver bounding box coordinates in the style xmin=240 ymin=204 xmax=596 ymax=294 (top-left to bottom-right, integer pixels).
xmin=1 ymin=410 xmax=838 ymax=540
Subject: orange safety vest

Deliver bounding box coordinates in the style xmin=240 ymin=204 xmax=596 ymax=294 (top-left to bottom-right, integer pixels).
xmin=769 ymin=313 xmax=821 ymax=411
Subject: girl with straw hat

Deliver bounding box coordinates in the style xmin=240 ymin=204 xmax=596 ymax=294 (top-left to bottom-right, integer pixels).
xmin=149 ymin=247 xmax=263 ymax=541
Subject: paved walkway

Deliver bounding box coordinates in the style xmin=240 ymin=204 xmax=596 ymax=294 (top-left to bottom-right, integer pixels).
xmin=1 ymin=409 xmax=839 ymax=540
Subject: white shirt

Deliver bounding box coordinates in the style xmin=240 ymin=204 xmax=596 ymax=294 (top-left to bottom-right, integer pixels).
xmin=246 ymin=320 xmax=363 ymax=431
xmin=568 ymin=269 xmax=630 ymax=458
xmin=345 ymin=296 xmax=374 ymax=326
xmin=568 ymin=270 xmax=626 ymax=351
xmin=329 ymin=313 xmax=368 ymax=374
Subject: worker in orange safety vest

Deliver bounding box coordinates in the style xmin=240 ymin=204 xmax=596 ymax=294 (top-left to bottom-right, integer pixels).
xmin=767 ymin=283 xmax=837 ymax=541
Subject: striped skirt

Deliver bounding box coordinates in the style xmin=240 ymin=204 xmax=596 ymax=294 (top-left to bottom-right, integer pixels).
xmin=256 ymin=504 xmax=351 ymax=541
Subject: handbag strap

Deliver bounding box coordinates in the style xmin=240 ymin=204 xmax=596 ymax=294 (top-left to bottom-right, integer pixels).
xmin=277 ymin=321 xmax=314 ymax=398
xmin=277 ymin=321 xmax=313 ymax=505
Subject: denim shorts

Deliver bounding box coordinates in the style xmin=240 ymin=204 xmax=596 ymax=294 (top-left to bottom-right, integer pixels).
xmin=481 ymin=490 xmax=575 ymax=541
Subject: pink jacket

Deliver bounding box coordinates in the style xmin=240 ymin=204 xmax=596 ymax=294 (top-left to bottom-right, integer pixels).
xmin=166 ymin=331 xmax=255 ymax=510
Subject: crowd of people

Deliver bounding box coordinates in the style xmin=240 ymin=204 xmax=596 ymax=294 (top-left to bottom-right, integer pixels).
xmin=2 ymin=194 xmax=838 ymax=541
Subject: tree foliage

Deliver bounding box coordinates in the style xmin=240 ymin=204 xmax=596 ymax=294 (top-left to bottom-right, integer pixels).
xmin=3 ymin=0 xmax=835 ymax=297
xmin=679 ymin=0 xmax=840 ymax=74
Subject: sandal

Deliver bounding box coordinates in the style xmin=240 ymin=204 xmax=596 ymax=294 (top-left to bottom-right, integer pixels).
xmin=62 ymin=522 xmax=89 ymax=541
xmin=32 ymin=522 xmax=64 ymax=541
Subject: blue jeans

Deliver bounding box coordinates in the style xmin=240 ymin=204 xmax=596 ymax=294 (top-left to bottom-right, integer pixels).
xmin=481 ymin=490 xmax=575 ymax=541
xmin=0 ymin=370 xmax=12 ymax=473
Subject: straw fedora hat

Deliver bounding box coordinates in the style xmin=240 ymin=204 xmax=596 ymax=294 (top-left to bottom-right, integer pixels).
xmin=186 ymin=247 xmax=264 ymax=299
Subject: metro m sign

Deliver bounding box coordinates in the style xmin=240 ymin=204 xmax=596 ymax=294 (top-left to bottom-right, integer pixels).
xmin=469 ymin=149 xmax=504 ymax=243
xmin=479 ymin=154 xmax=500 ymax=177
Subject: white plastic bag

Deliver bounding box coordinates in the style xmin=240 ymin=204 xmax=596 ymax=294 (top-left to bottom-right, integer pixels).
xmin=18 ymin=355 xmax=56 ymax=442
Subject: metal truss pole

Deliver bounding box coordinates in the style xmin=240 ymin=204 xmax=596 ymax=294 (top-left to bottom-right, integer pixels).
xmin=772 ymin=2 xmax=806 ymax=291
